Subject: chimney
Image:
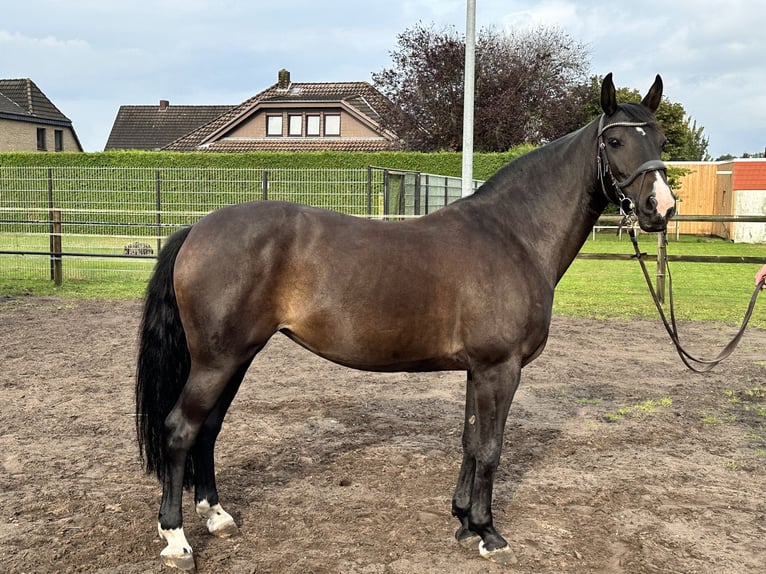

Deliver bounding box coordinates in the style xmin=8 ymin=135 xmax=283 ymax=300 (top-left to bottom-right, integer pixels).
xmin=277 ymin=69 xmax=290 ymax=89
xmin=159 ymin=99 xmax=169 ymax=111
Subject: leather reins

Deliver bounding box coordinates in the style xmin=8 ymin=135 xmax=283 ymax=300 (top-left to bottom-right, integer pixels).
xmin=596 ymin=113 xmax=763 ymax=372
xmin=627 ymin=228 xmax=763 ymax=372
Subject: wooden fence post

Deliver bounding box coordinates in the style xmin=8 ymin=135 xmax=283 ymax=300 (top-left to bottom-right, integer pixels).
xmin=51 ymin=209 xmax=62 ymax=286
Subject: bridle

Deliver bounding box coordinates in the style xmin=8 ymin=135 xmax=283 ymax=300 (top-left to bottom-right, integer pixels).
xmin=595 ymin=114 xmax=762 ymax=373
xmin=596 ymin=114 xmax=667 ymax=217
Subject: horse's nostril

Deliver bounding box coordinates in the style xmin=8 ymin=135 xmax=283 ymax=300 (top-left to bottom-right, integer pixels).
xmin=648 ymin=196 xmax=658 ymax=210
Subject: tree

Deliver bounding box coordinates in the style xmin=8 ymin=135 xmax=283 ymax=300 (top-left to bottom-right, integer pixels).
xmin=584 ymin=76 xmax=710 ymax=161
xmin=372 ymin=24 xmax=591 ymax=152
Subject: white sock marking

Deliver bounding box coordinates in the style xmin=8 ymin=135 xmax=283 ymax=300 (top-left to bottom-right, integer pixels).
xmin=196 ymin=499 xmax=237 ymax=535
xmin=158 ymin=524 xmax=192 ymax=558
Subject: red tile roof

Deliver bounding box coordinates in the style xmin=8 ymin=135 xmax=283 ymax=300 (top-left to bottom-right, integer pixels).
xmin=733 ymin=160 xmax=766 ymax=190
xmin=164 ymin=75 xmax=399 ymax=152
xmin=199 ymin=137 xmax=397 ymax=153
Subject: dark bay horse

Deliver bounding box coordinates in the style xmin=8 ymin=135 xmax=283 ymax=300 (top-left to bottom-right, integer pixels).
xmin=136 ymin=74 xmax=675 ymax=570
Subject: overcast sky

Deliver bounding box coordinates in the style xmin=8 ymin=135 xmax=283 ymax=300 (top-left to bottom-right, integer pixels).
xmin=2 ymin=0 xmax=763 ymax=157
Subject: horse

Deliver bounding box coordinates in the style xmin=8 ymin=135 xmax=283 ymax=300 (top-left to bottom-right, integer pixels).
xmin=135 ymin=73 xmax=675 ymax=571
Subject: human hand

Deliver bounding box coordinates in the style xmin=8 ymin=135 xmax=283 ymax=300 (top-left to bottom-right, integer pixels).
xmin=756 ymin=264 xmax=766 ymax=288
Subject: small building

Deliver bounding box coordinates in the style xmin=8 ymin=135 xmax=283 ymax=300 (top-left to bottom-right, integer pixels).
xmin=0 ymin=78 xmax=83 ymax=152
xmin=669 ymin=159 xmax=766 ymax=242
xmin=163 ymin=69 xmax=400 ymax=152
xmin=105 ymin=100 xmax=234 ymax=150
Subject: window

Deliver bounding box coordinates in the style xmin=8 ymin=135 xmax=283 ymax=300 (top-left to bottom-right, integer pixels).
xmin=306 ymin=115 xmax=320 ymax=136
xmin=266 ymin=115 xmax=283 ymax=136
xmin=54 ymin=130 xmax=63 ymax=152
xmin=288 ymin=114 xmax=302 ymax=136
xmin=36 ymin=128 xmax=47 ymax=151
xmin=324 ymin=114 xmax=341 ymax=136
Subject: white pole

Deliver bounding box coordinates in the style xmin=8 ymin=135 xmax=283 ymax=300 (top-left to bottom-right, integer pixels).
xmin=461 ymin=0 xmax=476 ymax=198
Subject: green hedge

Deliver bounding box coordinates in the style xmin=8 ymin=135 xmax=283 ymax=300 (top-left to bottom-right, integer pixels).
xmin=0 ymin=146 xmax=536 ymax=181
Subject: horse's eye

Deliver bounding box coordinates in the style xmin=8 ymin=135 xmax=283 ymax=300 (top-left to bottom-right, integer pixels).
xmin=608 ymin=137 xmax=621 ymax=148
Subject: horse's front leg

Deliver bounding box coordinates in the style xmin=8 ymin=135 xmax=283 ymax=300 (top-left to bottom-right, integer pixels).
xmin=452 ymin=370 xmax=479 ymax=545
xmin=452 ymin=360 xmax=520 ymax=564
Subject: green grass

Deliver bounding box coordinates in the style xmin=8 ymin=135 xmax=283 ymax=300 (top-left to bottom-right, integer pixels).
xmin=2 ymin=232 xmax=766 ymax=325
xmin=555 ymin=233 xmax=766 ymax=326
xmin=603 ymin=398 xmax=673 ymax=422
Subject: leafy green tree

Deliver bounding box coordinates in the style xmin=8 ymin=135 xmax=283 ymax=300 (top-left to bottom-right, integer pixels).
xmin=372 ymin=24 xmax=591 ymax=152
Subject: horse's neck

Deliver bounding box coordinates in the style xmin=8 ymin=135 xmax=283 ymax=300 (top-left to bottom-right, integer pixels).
xmin=469 ymin=123 xmax=605 ymax=286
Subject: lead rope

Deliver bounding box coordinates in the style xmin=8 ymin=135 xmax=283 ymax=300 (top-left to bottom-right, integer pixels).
xmin=628 ymin=227 xmax=764 ymax=372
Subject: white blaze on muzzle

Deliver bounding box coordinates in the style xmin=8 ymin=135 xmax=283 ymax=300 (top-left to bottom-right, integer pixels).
xmin=651 ymin=172 xmax=675 ymax=217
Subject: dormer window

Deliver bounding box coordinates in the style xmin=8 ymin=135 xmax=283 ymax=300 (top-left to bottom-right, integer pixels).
xmin=261 ymin=111 xmax=345 ymax=139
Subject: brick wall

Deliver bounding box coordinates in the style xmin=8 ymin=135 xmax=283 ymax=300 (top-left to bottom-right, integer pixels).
xmin=0 ymin=118 xmax=81 ymax=152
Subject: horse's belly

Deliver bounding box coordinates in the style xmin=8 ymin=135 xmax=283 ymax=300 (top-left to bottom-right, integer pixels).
xmin=279 ymin=320 xmax=467 ymax=373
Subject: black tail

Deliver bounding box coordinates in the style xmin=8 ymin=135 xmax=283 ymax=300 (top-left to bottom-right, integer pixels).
xmin=136 ymin=226 xmax=194 ymax=484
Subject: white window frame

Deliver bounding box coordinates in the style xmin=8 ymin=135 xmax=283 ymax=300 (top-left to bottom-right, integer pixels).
xmin=266 ymin=115 xmax=283 ymax=137
xmin=306 ymin=114 xmax=321 ymax=136
xmin=324 ymin=114 xmax=341 ymax=136
xmin=288 ymin=114 xmax=302 ymax=136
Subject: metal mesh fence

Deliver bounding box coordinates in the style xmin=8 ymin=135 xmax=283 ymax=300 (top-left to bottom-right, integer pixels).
xmin=0 ymin=166 xmax=479 ymax=284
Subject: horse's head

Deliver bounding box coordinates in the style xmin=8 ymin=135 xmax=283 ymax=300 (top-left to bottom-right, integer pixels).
xmin=597 ymin=73 xmax=676 ymax=232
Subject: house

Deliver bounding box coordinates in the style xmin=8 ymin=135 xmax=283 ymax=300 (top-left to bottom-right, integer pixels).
xmin=163 ymin=69 xmax=400 ymax=152
xmin=104 ymin=101 xmax=234 ymax=150
xmin=0 ymin=78 xmax=83 ymax=152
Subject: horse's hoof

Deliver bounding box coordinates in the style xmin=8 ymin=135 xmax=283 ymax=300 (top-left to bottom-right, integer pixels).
xmin=455 ymin=527 xmax=481 ymax=548
xmin=210 ymin=515 xmax=239 ymax=538
xmin=158 ymin=525 xmax=195 ymax=571
xmin=196 ymin=501 xmax=239 ymax=538
xmin=479 ymin=541 xmax=518 ymax=565
xmin=160 ymin=550 xmax=196 ymax=572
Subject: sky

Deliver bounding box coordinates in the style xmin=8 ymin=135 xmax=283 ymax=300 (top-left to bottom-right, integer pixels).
xmin=2 ymin=0 xmax=764 ymax=157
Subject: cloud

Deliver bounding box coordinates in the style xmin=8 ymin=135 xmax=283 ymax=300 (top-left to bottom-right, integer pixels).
xmin=1 ymin=0 xmax=763 ymax=155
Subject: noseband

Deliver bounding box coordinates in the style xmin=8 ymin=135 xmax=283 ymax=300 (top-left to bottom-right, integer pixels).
xmin=596 ymin=114 xmax=667 ymax=216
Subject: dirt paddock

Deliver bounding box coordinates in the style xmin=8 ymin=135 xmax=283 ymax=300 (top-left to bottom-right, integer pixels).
xmin=1 ymin=296 xmax=765 ymax=573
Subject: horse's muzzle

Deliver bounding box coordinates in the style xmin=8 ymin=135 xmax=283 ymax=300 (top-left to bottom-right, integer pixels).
xmin=636 ymin=171 xmax=676 ymax=232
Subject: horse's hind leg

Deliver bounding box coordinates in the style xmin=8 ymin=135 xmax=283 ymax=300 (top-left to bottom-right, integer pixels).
xmin=157 ymin=360 xmax=251 ymax=571
xmin=192 ymin=360 xmax=253 ymax=538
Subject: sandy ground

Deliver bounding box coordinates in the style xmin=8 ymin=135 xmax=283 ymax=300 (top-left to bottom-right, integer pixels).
xmin=1 ymin=296 xmax=765 ymax=573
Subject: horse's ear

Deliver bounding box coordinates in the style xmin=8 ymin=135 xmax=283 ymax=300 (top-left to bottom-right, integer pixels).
xmin=641 ymin=74 xmax=663 ymax=113
xmin=600 ymin=73 xmax=617 ymax=116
